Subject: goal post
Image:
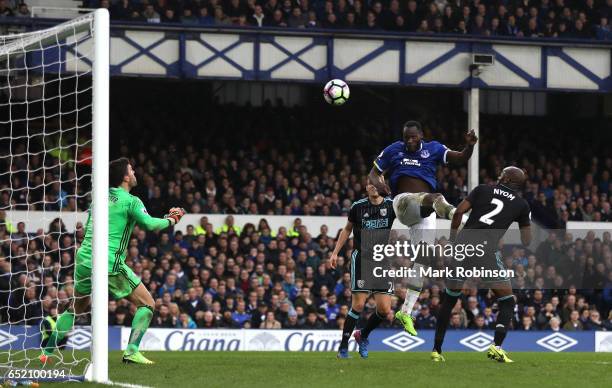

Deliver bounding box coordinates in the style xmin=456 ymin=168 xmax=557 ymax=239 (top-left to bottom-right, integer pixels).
xmin=91 ymin=8 xmax=109 ymax=384
xmin=0 ymin=9 xmax=109 ymax=384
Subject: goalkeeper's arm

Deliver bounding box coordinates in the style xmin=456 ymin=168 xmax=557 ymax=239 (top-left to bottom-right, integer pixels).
xmin=130 ymin=198 xmax=185 ymax=230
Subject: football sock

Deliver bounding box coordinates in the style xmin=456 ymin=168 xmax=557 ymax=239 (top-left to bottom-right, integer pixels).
xmin=339 ymin=308 xmax=360 ymax=351
xmin=400 ymin=261 xmax=426 ymax=314
xmin=433 ymin=289 xmax=461 ymax=354
xmin=401 ymin=287 xmax=421 ymax=314
xmin=361 ymin=310 xmax=384 ymax=339
xmin=43 ymin=310 xmax=75 ymax=356
xmin=125 ymin=306 xmax=154 ymax=356
xmin=494 ymin=296 xmax=515 ymax=347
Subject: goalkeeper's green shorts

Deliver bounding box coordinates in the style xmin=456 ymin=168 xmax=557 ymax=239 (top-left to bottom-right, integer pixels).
xmin=74 ymin=261 xmax=141 ymax=300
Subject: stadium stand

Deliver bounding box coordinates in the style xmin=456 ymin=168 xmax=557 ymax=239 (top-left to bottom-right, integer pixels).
xmin=2 ymin=1 xmax=612 ymax=40
xmin=2 ymin=84 xmax=611 ymax=330
xmin=78 ymin=0 xmax=612 ymax=40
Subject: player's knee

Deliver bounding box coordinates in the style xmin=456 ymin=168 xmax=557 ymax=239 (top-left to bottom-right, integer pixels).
xmin=135 ymin=294 xmax=154 ymax=310
xmin=351 ymin=301 xmax=365 ymax=312
xmin=423 ymin=193 xmax=441 ymax=206
xmin=134 ymin=292 xmax=155 ymax=312
xmin=135 ymin=286 xmax=155 ymax=308
xmin=429 ymin=193 xmax=443 ymax=200
xmin=73 ymin=295 xmax=90 ymax=315
xmin=377 ymin=304 xmax=391 ymax=316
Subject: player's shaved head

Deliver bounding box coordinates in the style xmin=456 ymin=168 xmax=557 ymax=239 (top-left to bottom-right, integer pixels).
xmin=403 ymin=120 xmax=423 ymax=152
xmin=499 ymin=166 xmax=526 ymax=190
xmin=403 ymin=120 xmax=422 ymax=134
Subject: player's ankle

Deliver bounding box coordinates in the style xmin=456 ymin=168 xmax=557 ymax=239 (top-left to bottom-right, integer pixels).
xmin=124 ymin=344 xmax=138 ymax=355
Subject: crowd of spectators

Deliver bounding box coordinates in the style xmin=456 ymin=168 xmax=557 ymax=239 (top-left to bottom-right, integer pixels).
xmin=2 ymin=0 xmax=612 ymax=40
xmin=1 ymin=80 xmax=611 ymax=334
xmin=0 ymin=1 xmax=30 ymax=19
xmin=80 ymin=0 xmax=612 ymax=40
xmin=1 ymin=210 xmax=611 ymax=332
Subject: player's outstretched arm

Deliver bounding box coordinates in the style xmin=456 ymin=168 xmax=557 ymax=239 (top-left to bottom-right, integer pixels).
xmin=446 ymin=129 xmax=478 ymax=164
xmin=130 ymin=197 xmax=183 ymax=231
xmin=368 ymin=167 xmax=391 ymax=197
xmin=330 ymin=221 xmax=353 ymax=269
xmin=449 ymin=199 xmax=471 ymax=241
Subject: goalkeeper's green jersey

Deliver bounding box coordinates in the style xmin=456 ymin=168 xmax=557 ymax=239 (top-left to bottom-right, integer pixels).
xmin=77 ymin=186 xmax=171 ymax=273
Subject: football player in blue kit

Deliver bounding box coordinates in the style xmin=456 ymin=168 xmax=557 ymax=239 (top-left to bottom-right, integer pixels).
xmin=368 ymin=120 xmax=478 ymax=336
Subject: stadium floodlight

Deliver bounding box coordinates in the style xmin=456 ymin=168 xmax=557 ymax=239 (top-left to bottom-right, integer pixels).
xmin=0 ymin=9 xmax=108 ymax=383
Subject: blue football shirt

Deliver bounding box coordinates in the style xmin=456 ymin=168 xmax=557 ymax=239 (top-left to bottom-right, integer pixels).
xmin=374 ymin=140 xmax=448 ymax=195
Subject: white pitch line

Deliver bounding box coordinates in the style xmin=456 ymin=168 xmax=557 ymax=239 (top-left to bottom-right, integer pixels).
xmin=106 ymin=381 xmax=154 ymax=388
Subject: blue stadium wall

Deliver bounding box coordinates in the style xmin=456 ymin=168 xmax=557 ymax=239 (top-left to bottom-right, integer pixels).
xmin=2 ymin=325 xmax=611 ymax=352
xmin=17 ymin=19 xmax=612 ymax=93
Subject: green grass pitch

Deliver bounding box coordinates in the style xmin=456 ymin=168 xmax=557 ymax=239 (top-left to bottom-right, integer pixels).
xmin=7 ymin=351 xmax=612 ymax=388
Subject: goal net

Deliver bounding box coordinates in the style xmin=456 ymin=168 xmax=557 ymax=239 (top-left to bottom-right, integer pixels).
xmin=0 ymin=10 xmax=108 ymax=383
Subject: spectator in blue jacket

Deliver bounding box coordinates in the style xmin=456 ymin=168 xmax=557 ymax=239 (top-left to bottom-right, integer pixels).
xmin=416 ymin=305 xmax=436 ymax=329
xmin=231 ymin=301 xmax=251 ymax=327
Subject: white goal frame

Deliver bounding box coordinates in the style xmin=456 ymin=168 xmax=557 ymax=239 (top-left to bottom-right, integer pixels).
xmin=0 ymin=8 xmax=109 ymax=383
xmin=0 ymin=8 xmax=110 ymax=383
xmin=91 ymin=8 xmax=110 ymax=384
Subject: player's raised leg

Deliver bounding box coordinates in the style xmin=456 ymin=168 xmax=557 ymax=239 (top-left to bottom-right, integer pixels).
xmin=390 ymin=193 xmax=425 ymax=336
xmin=122 ymin=277 xmax=156 ymax=364
xmin=354 ymin=292 xmax=392 ymax=359
xmin=424 ymin=193 xmax=456 ymax=221
xmin=393 ymin=192 xmax=456 ymax=226
xmin=392 ymin=192 xmax=456 ymax=336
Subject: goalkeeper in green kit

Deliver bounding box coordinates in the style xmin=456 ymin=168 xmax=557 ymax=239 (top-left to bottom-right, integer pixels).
xmin=40 ymin=157 xmax=186 ymax=365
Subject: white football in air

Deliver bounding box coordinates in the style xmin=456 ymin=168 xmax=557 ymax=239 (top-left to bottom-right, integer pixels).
xmin=323 ymin=79 xmax=350 ymax=106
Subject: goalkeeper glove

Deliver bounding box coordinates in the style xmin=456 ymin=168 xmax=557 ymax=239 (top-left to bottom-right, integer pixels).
xmin=165 ymin=207 xmax=186 ymax=226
